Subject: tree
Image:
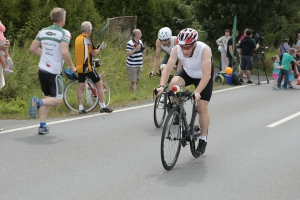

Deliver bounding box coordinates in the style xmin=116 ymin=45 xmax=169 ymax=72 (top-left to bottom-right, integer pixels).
xmin=191 ymin=0 xmax=300 ymax=48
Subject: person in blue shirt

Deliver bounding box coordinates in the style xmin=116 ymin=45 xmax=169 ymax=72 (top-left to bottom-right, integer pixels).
xmin=277 ymin=48 xmax=300 ymax=89
xmin=271 ymin=55 xmax=283 ymax=90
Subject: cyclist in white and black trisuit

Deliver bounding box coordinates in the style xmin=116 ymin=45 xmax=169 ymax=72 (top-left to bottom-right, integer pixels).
xmin=156 ymin=28 xmax=213 ymax=156
xmin=149 ymin=27 xmax=182 ymax=76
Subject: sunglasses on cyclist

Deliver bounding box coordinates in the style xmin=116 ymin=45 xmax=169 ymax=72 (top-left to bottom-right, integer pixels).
xmin=179 ymin=45 xmax=194 ymax=50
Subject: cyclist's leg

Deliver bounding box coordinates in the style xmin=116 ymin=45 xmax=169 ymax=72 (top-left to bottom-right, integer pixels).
xmin=197 ymin=100 xmax=209 ymax=138
xmin=195 ymin=65 xmax=213 ymax=138
xmin=170 ymin=68 xmax=192 ymax=105
xmin=194 ymin=66 xmax=213 ymax=155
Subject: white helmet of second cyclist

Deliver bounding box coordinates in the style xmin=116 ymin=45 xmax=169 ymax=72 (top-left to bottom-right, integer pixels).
xmin=158 ymin=27 xmax=172 ymax=40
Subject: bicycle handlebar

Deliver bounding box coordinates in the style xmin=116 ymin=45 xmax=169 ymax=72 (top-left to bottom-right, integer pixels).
xmin=153 ymin=88 xmax=195 ymax=101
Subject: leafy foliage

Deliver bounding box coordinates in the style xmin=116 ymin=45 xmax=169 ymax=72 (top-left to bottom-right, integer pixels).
xmin=192 ymin=0 xmax=300 ymax=49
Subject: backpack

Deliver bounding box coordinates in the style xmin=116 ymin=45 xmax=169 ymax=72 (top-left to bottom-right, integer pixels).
xmin=231 ymin=73 xmax=241 ymax=85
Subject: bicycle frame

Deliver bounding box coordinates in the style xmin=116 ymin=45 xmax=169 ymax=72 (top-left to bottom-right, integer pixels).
xmin=173 ymin=92 xmax=198 ymax=145
xmin=86 ymin=78 xmax=97 ymax=98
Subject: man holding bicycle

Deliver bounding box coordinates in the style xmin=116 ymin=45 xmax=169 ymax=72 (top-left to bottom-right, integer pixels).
xmin=75 ymin=21 xmax=113 ymax=114
xmin=156 ymin=28 xmax=213 ymax=156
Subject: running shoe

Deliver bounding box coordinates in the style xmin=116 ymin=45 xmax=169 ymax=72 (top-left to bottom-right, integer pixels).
xmin=38 ymin=126 xmax=49 ymax=135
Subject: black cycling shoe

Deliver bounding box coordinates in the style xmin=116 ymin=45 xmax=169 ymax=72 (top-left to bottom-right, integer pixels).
xmin=195 ymin=139 xmax=207 ymax=155
xmin=100 ymin=107 xmax=113 ymax=113
xmin=79 ymin=109 xmax=87 ymax=114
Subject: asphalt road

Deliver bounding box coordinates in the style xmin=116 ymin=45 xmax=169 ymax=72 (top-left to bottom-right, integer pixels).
xmin=1 ymin=78 xmax=300 ymax=200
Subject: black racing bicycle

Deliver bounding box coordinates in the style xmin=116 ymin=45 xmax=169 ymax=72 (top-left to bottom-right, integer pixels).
xmin=159 ymin=89 xmax=201 ymax=170
xmin=152 ymin=71 xmax=174 ymax=128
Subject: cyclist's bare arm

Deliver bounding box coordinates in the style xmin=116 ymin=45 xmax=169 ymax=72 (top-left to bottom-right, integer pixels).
xmin=194 ymin=46 xmax=212 ymax=100
xmin=156 ymin=46 xmax=178 ymax=95
xmin=150 ymin=39 xmax=162 ymax=76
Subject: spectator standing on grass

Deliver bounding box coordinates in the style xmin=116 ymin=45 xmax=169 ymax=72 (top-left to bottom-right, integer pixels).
xmin=216 ymin=29 xmax=230 ymax=70
xmin=238 ymin=29 xmax=259 ymax=84
xmin=75 ymin=21 xmax=113 ymax=114
xmin=126 ymin=29 xmax=146 ymax=92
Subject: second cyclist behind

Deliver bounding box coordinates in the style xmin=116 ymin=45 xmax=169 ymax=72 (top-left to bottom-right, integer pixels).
xmin=149 ymin=27 xmax=182 ymax=77
xmin=155 ymin=28 xmax=213 ymax=156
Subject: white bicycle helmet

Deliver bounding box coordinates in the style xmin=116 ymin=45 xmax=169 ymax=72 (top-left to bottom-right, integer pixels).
xmin=177 ymin=28 xmax=198 ymax=45
xmin=158 ymin=27 xmax=172 ymax=40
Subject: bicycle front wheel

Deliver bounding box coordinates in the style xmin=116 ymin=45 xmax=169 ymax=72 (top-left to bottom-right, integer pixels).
xmin=161 ymin=107 xmax=182 ymax=170
xmin=100 ymin=74 xmax=111 ymax=106
xmin=63 ymin=79 xmax=99 ymax=112
xmin=190 ymin=105 xmax=201 ymax=158
xmin=153 ymin=94 xmax=167 ymax=128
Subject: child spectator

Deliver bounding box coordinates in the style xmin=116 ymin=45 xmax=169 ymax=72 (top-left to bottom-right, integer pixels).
xmin=0 ymin=20 xmax=14 ymax=73
xmin=277 ymin=48 xmax=300 ymax=89
xmin=271 ymin=55 xmax=282 ymax=90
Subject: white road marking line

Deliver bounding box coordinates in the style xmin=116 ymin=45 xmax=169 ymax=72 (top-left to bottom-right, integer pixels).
xmin=0 ymin=104 xmax=153 ymax=134
xmin=0 ymin=81 xmax=267 ymax=134
xmin=267 ymin=111 xmax=300 ymax=127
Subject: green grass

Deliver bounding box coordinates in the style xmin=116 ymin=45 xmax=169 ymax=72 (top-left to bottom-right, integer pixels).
xmin=0 ymin=34 xmax=277 ymax=119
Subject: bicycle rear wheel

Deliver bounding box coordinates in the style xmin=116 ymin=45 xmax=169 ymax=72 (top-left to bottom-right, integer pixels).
xmin=63 ymin=79 xmax=99 ymax=112
xmin=153 ymin=94 xmax=167 ymax=128
xmin=190 ymin=105 xmax=201 ymax=158
xmin=161 ymin=107 xmax=182 ymax=170
xmin=100 ymin=74 xmax=110 ymax=106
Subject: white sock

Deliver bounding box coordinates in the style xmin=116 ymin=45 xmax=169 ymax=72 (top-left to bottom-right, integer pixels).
xmin=199 ymin=136 xmax=207 ymax=141
xmin=79 ymin=104 xmax=84 ymax=110
xmin=100 ymin=102 xmax=106 ymax=108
